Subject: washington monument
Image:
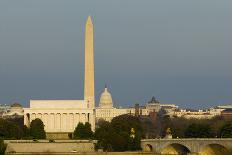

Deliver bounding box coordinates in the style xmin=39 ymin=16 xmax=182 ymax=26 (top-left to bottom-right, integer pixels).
xmin=85 ymin=16 xmax=95 ymax=109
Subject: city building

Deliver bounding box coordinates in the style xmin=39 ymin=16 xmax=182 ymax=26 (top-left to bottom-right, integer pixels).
xmin=221 ymin=109 xmax=232 ymax=120
xmin=0 ymin=104 xmax=10 ymax=117
xmin=145 ymin=97 xmax=178 ymax=116
xmin=2 ymin=103 xmax=24 ymax=118
xmin=172 ymin=105 xmax=232 ymax=119
xmin=173 ymin=109 xmax=216 ymax=119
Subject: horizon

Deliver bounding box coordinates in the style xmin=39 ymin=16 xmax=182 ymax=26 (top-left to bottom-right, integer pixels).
xmin=0 ymin=1 xmax=231 ymax=109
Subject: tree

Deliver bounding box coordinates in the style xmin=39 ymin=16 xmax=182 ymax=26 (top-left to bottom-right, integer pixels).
xmin=219 ymin=122 xmax=232 ymax=138
xmin=0 ymin=138 xmax=6 ymax=155
xmin=111 ymin=114 xmax=143 ymax=151
xmin=73 ymin=122 xmax=93 ymax=139
xmin=30 ymin=118 xmax=46 ymax=139
xmin=184 ymin=123 xmax=213 ymax=138
xmin=0 ymin=118 xmax=22 ymax=139
xmin=95 ymin=114 xmax=143 ymax=151
xmin=22 ymin=125 xmax=30 ymax=138
xmin=110 ymin=132 xmax=128 ymax=151
xmin=94 ymin=120 xmax=114 ymax=151
xmin=6 ymin=117 xmax=24 ymax=129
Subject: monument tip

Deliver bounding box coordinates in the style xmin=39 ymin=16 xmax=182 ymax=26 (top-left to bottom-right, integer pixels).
xmin=87 ymin=16 xmax=93 ymax=24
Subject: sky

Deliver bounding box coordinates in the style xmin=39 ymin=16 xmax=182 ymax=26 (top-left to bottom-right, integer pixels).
xmin=0 ymin=1 xmax=231 ymax=109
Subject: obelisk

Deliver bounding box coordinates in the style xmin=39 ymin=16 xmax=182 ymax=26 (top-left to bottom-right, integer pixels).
xmin=84 ymin=16 xmax=95 ymax=109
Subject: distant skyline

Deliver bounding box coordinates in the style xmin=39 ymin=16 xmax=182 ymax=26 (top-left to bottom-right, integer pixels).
xmin=0 ymin=1 xmax=232 ymax=109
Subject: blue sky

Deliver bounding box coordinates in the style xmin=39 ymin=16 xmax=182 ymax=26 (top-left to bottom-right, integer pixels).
xmin=0 ymin=1 xmax=231 ymax=109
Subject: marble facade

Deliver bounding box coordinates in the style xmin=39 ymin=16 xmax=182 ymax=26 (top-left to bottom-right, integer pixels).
xmin=24 ymin=100 xmax=95 ymax=132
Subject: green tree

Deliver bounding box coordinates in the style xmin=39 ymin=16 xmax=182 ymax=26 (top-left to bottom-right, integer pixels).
xmin=30 ymin=118 xmax=46 ymax=139
xmin=73 ymin=122 xmax=93 ymax=139
xmin=22 ymin=125 xmax=31 ymax=138
xmin=184 ymin=123 xmax=213 ymax=138
xmin=110 ymin=132 xmax=128 ymax=151
xmin=0 ymin=119 xmax=22 ymax=139
xmin=219 ymin=122 xmax=232 ymax=138
xmin=94 ymin=120 xmax=114 ymax=151
xmin=95 ymin=114 xmax=143 ymax=151
xmin=111 ymin=114 xmax=143 ymax=151
xmin=0 ymin=138 xmax=6 ymax=155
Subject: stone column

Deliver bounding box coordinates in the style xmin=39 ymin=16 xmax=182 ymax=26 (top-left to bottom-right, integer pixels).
xmin=41 ymin=113 xmax=45 ymax=128
xmin=81 ymin=113 xmax=85 ymax=123
xmin=43 ymin=113 xmax=48 ymax=131
xmin=62 ymin=113 xmax=67 ymax=132
xmin=51 ymin=113 xmax=55 ymax=130
xmin=74 ymin=113 xmax=80 ymax=127
xmin=60 ymin=113 xmax=63 ymax=132
xmin=89 ymin=112 xmax=95 ymax=131
xmin=70 ymin=113 xmax=74 ymax=130
xmin=53 ymin=113 xmax=56 ymax=131
xmin=85 ymin=113 xmax=88 ymax=123
xmin=24 ymin=113 xmax=30 ymax=127
xmin=37 ymin=113 xmax=42 ymax=120
xmin=31 ymin=113 xmax=36 ymax=121
xmin=56 ymin=113 xmax=61 ymax=131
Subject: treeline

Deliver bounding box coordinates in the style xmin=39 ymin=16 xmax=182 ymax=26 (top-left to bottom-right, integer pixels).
xmin=146 ymin=115 xmax=232 ymax=138
xmin=0 ymin=114 xmax=232 ymax=153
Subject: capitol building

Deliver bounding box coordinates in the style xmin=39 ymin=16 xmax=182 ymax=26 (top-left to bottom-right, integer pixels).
xmin=96 ymin=86 xmax=178 ymax=123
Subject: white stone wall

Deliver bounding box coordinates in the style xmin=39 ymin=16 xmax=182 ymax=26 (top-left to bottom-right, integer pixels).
xmin=5 ymin=140 xmax=96 ymax=153
xmin=30 ymin=100 xmax=87 ymax=109
xmin=96 ymin=108 xmax=134 ymax=122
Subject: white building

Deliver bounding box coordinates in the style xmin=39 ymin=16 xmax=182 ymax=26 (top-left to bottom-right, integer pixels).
xmin=2 ymin=103 xmax=24 ymax=118
xmin=0 ymin=104 xmax=10 ymax=117
xmin=172 ymin=105 xmax=232 ymax=119
xmin=144 ymin=97 xmax=178 ymax=116
xmin=24 ymin=100 xmax=94 ymax=133
xmin=173 ymin=109 xmax=215 ymax=119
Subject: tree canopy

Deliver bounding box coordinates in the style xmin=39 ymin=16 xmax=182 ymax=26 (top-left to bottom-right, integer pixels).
xmin=73 ymin=122 xmax=93 ymax=139
xmin=95 ymin=114 xmax=144 ymax=151
xmin=0 ymin=118 xmax=22 ymax=139
xmin=184 ymin=123 xmax=213 ymax=138
xmin=220 ymin=122 xmax=232 ymax=138
xmin=30 ymin=118 xmax=46 ymax=139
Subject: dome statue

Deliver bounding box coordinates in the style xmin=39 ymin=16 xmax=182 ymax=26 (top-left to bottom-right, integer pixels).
xmin=148 ymin=96 xmax=160 ymax=104
xmin=99 ymin=85 xmax=113 ymax=108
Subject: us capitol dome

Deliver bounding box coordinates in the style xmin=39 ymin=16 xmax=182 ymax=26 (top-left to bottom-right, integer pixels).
xmin=99 ymin=86 xmax=113 ymax=109
xmin=96 ymin=85 xmax=133 ymax=122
